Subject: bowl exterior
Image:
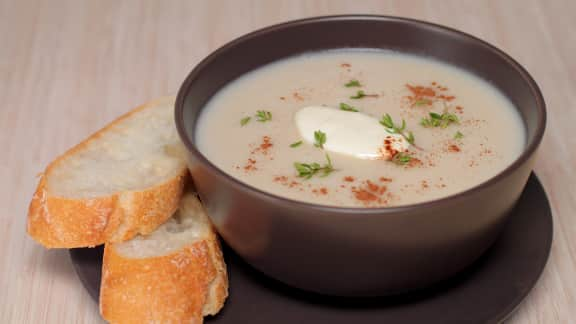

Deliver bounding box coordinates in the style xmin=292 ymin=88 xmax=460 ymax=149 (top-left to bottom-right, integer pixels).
xmin=186 ymin=151 xmax=536 ymax=296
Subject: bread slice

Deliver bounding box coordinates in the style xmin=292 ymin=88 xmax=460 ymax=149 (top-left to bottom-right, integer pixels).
xmin=100 ymin=192 xmax=228 ymax=324
xmin=27 ymin=96 xmax=188 ymax=248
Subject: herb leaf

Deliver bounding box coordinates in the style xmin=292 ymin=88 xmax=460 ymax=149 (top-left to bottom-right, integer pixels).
xmin=240 ymin=116 xmax=251 ymax=126
xmin=392 ymin=152 xmax=413 ymax=165
xmin=350 ymin=90 xmax=366 ymax=99
xmin=421 ymin=112 xmax=459 ymax=128
xmin=314 ymin=130 xmax=327 ymax=148
xmin=379 ymin=114 xmax=416 ymax=145
xmin=290 ymin=140 xmax=303 ymax=148
xmin=339 ymin=103 xmax=359 ymax=112
xmin=406 ymin=131 xmax=415 ymax=145
xmin=294 ymin=154 xmax=335 ymax=179
xmin=414 ymin=98 xmax=433 ymax=106
xmin=454 ymin=131 xmax=464 ymax=140
xmin=255 ymin=110 xmax=272 ymax=122
xmin=345 ymin=79 xmax=362 ymax=87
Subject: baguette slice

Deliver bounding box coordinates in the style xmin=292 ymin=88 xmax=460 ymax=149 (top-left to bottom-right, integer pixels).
xmin=100 ymin=192 xmax=228 ymax=324
xmin=27 ymin=96 xmax=188 ymax=248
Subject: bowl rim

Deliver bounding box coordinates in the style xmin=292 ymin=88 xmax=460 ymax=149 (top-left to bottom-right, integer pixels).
xmin=175 ymin=14 xmax=546 ymax=215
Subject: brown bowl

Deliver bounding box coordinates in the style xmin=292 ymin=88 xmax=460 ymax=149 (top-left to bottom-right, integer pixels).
xmin=175 ymin=15 xmax=546 ymax=296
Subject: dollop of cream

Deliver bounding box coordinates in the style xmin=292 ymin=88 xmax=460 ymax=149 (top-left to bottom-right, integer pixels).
xmin=294 ymin=106 xmax=410 ymax=160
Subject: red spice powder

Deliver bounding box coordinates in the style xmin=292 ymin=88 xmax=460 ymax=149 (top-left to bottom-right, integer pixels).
xmin=293 ymin=92 xmax=304 ymax=101
xmin=351 ymin=179 xmax=390 ymax=205
xmin=353 ymin=189 xmax=378 ymax=202
xmin=274 ymin=176 xmax=288 ymax=183
xmin=273 ymin=175 xmax=301 ymax=188
xmin=340 ymin=63 xmax=351 ymax=68
xmin=405 ymin=83 xmax=457 ymax=108
xmin=366 ymin=180 xmax=379 ymax=192
xmin=455 ymin=106 xmax=464 ymax=114
xmin=421 ymin=180 xmax=429 ymax=189
xmin=378 ymin=136 xmax=399 ymax=160
xmin=243 ymin=158 xmax=257 ymax=171
xmin=319 ymin=188 xmax=328 ymax=195
xmin=406 ymin=84 xmax=436 ymax=98
xmin=344 ymin=176 xmax=355 ymax=182
xmin=260 ymin=136 xmax=272 ymax=150
xmin=407 ymin=157 xmax=423 ymax=168
xmin=448 ymin=144 xmax=461 ymax=153
xmin=251 ymin=136 xmax=274 ymax=155
xmin=379 ymin=177 xmax=392 ymax=182
xmin=437 ymin=94 xmax=455 ymax=102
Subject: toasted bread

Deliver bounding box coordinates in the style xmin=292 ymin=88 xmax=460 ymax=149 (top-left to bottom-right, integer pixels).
xmin=100 ymin=193 xmax=228 ymax=324
xmin=27 ymin=96 xmax=188 ymax=248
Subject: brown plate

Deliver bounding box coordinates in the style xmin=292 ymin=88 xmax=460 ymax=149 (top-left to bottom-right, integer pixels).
xmin=70 ymin=173 xmax=552 ymax=323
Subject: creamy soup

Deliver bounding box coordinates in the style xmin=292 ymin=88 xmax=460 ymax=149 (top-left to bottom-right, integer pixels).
xmin=196 ymin=49 xmax=525 ymax=207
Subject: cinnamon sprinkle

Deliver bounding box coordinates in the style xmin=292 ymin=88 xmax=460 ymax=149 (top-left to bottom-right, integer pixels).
xmin=344 ymin=176 xmax=355 ymax=182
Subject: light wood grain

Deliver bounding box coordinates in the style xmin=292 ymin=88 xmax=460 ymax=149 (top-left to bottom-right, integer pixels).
xmin=1 ymin=0 xmax=574 ymax=323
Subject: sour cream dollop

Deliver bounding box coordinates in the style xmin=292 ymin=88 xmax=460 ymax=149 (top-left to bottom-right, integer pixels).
xmin=294 ymin=106 xmax=410 ymax=160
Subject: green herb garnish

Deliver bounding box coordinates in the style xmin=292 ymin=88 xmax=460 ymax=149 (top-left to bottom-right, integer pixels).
xmin=240 ymin=116 xmax=251 ymax=126
xmin=454 ymin=131 xmax=464 ymax=140
xmin=392 ymin=152 xmax=413 ymax=165
xmin=290 ymin=141 xmax=303 ymax=148
xmin=379 ymin=114 xmax=416 ymax=145
xmin=414 ymin=98 xmax=433 ymax=106
xmin=314 ymin=130 xmax=327 ymax=148
xmin=294 ymin=154 xmax=335 ymax=179
xmin=350 ymin=90 xmax=366 ymax=99
xmin=339 ymin=103 xmax=359 ymax=112
xmin=350 ymin=90 xmax=379 ymax=99
xmin=345 ymin=79 xmax=362 ymax=87
xmin=420 ymin=112 xmax=459 ymax=128
xmin=255 ymin=110 xmax=272 ymax=122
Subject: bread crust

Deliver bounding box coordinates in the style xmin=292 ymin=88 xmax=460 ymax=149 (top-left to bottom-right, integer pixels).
xmin=100 ymin=230 xmax=228 ymax=323
xmin=26 ymin=97 xmax=187 ymax=248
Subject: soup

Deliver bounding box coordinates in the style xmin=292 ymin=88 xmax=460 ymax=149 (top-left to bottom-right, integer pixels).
xmin=196 ymin=49 xmax=525 ymax=207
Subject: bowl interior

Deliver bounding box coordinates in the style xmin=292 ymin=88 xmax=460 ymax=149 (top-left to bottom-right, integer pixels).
xmin=176 ymin=15 xmax=545 ymax=204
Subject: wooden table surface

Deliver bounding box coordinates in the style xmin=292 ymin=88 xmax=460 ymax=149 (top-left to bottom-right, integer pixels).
xmin=1 ymin=0 xmax=574 ymax=322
